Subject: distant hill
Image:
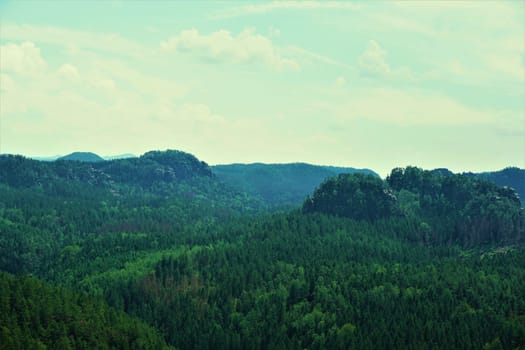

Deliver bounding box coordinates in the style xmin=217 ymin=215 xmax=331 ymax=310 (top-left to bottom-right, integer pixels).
xmin=304 ymin=173 xmax=395 ymax=221
xmin=432 ymin=167 xmax=524 ymax=206
xmin=58 ymin=152 xmax=105 ymax=162
xmin=212 ymin=163 xmax=378 ymax=206
xmin=388 ymin=166 xmax=523 ymax=245
xmin=304 ymin=167 xmax=523 ymax=245
xmin=470 ymin=167 xmax=524 ymax=206
xmin=0 ymin=149 xmax=213 ymax=190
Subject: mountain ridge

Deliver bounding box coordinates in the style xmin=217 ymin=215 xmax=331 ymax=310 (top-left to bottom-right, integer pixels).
xmin=3 ymin=150 xmax=523 ymax=206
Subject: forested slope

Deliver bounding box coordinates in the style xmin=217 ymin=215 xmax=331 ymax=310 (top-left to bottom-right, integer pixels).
xmin=116 ymin=213 xmax=525 ymax=349
xmin=0 ymin=151 xmax=524 ymax=349
xmin=0 ymin=150 xmax=262 ymax=283
xmin=212 ymin=163 xmax=377 ymax=206
xmin=470 ymin=167 xmax=525 ymax=206
xmin=387 ymin=167 xmax=523 ymax=245
xmin=0 ymin=272 xmax=172 ymax=349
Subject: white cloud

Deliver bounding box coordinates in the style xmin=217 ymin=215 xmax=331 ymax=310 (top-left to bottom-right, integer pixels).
xmin=211 ymin=1 xmax=361 ymax=19
xmin=0 ymin=42 xmax=47 ymax=75
xmin=1 ymin=24 xmax=147 ymax=58
xmin=363 ymin=2 xmax=524 ymax=85
xmin=161 ymin=28 xmax=298 ymax=70
xmin=358 ymin=40 xmax=390 ymax=76
xmin=358 ymin=40 xmax=412 ymax=80
xmin=286 ymin=46 xmax=351 ymax=69
xmin=57 ymin=63 xmax=80 ymax=81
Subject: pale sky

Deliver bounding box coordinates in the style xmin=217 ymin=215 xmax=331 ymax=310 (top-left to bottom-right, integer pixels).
xmin=0 ymin=1 xmax=524 ymax=176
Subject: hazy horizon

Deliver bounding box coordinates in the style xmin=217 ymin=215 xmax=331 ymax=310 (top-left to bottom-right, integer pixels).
xmin=1 ymin=1 xmax=524 ymax=177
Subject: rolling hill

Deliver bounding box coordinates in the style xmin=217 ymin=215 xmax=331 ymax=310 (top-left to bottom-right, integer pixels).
xmin=212 ymin=162 xmax=378 ymax=206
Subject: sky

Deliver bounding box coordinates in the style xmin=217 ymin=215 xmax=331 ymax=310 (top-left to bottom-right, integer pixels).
xmin=0 ymin=1 xmax=524 ymax=177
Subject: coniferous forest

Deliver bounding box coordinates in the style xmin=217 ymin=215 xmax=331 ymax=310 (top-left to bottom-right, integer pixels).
xmin=0 ymin=150 xmax=524 ymax=349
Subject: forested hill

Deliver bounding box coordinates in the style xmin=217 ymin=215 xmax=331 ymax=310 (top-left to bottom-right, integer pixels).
xmin=0 ymin=149 xmax=260 ymax=278
xmin=212 ymin=163 xmax=378 ymax=206
xmin=304 ymin=167 xmax=524 ymax=245
xmin=0 ymin=149 xmax=213 ymax=190
xmin=431 ymin=167 xmax=525 ymax=206
xmin=470 ymin=167 xmax=525 ymax=206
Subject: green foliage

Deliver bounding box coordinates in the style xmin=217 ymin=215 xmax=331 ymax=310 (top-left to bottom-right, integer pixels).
xmin=0 ymin=272 xmax=173 ymax=349
xmin=303 ymin=173 xmax=396 ymax=221
xmin=387 ymin=166 xmax=524 ymax=245
xmin=0 ymin=150 xmax=262 ymax=278
xmin=116 ymin=213 xmax=525 ymax=350
xmin=469 ymin=167 xmax=525 ymax=206
xmin=1 ymin=149 xmax=217 ymax=191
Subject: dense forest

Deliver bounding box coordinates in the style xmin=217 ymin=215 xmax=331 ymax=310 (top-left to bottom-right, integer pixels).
xmin=0 ymin=272 xmax=172 ymax=349
xmin=466 ymin=167 xmax=525 ymax=206
xmin=0 ymin=150 xmax=524 ymax=349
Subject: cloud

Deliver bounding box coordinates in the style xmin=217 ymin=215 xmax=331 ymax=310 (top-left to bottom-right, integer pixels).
xmin=161 ymin=28 xmax=298 ymax=70
xmin=335 ymin=76 xmax=346 ymax=86
xmin=211 ymin=1 xmax=360 ymax=19
xmin=57 ymin=63 xmax=80 ymax=81
xmin=0 ymin=42 xmax=47 ymax=75
xmin=358 ymin=40 xmax=390 ymax=76
xmin=358 ymin=40 xmax=412 ymax=80
xmin=1 ymin=24 xmax=146 ymax=58
xmin=363 ymin=2 xmax=524 ymax=85
xmin=285 ymin=46 xmax=351 ymax=69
